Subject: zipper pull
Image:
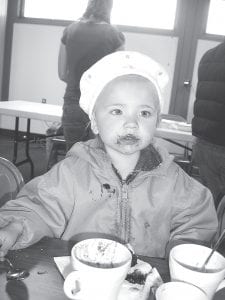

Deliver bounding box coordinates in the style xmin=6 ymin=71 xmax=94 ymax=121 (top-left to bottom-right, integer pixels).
xmin=121 ymin=181 xmax=128 ymax=200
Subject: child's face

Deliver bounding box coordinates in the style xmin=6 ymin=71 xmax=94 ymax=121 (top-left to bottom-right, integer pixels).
xmin=92 ymin=75 xmax=160 ymax=156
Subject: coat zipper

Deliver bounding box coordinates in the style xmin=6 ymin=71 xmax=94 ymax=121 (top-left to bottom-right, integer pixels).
xmin=120 ymin=182 xmax=130 ymax=243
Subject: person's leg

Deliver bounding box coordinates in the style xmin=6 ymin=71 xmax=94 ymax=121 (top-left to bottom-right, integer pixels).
xmin=192 ymin=139 xmax=225 ymax=207
xmin=214 ymin=146 xmax=225 ymax=206
xmin=62 ymin=102 xmax=94 ymax=151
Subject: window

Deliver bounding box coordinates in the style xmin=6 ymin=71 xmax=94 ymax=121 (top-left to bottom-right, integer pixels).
xmin=206 ymin=0 xmax=225 ymax=35
xmin=112 ymin=0 xmax=177 ymax=30
xmin=23 ymin=0 xmax=87 ymax=21
xmin=23 ymin=0 xmax=178 ymax=30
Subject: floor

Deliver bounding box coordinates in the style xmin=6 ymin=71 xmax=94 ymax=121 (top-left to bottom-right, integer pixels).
xmin=0 ymin=133 xmax=48 ymax=183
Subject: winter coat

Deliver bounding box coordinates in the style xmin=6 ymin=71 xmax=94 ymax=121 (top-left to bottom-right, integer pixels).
xmin=0 ymin=138 xmax=217 ymax=258
xmin=192 ymin=41 xmax=225 ymax=146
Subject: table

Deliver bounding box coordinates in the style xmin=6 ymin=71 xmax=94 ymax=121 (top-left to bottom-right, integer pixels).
xmin=0 ymin=101 xmax=62 ymax=178
xmin=0 ymin=237 xmax=167 ymax=300
xmin=0 ymin=237 xmax=224 ymax=300
xmin=156 ymin=127 xmax=194 ymax=143
xmin=156 ymin=121 xmax=195 ymax=152
xmin=0 ymin=100 xmax=195 ymax=178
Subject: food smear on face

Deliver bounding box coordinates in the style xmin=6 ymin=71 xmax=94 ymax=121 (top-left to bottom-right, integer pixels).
xmin=117 ymin=134 xmax=140 ymax=146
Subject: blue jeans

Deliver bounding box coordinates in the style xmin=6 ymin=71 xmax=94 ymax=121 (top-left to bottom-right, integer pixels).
xmin=62 ymin=101 xmax=94 ymax=151
xmin=192 ymin=138 xmax=225 ymax=207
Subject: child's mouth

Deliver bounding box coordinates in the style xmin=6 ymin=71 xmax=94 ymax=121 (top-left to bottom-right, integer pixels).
xmin=117 ymin=134 xmax=140 ymax=145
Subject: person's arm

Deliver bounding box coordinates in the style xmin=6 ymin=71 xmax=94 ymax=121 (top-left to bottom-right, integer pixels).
xmin=0 ymin=158 xmax=75 ymax=255
xmin=58 ymin=42 xmax=68 ymax=82
xmin=0 ymin=221 xmax=24 ymax=257
xmin=115 ymin=31 xmax=125 ymax=51
xmin=166 ymin=167 xmax=218 ymax=256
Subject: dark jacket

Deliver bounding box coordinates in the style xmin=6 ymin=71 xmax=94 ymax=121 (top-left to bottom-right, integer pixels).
xmin=62 ymin=21 xmax=125 ymax=102
xmin=192 ymin=41 xmax=225 ymax=146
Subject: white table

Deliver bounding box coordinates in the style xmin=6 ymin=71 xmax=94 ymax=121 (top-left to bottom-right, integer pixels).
xmin=0 ymin=100 xmax=62 ymax=177
xmin=0 ymin=100 xmax=62 ymax=122
xmin=0 ymin=100 xmax=195 ymax=177
xmin=156 ymin=127 xmax=194 ymax=143
xmin=155 ymin=118 xmax=195 ymax=153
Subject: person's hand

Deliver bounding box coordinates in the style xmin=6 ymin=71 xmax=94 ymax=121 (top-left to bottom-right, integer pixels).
xmin=0 ymin=221 xmax=23 ymax=258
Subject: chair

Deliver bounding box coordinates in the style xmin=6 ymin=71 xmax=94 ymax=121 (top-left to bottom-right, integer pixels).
xmin=46 ymin=136 xmax=66 ymax=170
xmin=46 ymin=124 xmax=66 ymax=170
xmin=0 ymin=157 xmax=24 ymax=207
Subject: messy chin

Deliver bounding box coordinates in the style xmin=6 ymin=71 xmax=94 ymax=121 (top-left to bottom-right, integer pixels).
xmin=116 ymin=143 xmax=142 ymax=155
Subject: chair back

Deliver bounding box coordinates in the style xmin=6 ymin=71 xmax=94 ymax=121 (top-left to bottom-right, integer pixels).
xmin=0 ymin=157 xmax=24 ymax=207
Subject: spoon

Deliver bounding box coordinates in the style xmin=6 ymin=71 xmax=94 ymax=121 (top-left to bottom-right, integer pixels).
xmin=200 ymin=229 xmax=225 ymax=271
xmin=0 ymin=257 xmax=29 ymax=280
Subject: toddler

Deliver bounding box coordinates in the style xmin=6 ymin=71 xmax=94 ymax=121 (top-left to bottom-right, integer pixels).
xmin=0 ymin=51 xmax=218 ymax=258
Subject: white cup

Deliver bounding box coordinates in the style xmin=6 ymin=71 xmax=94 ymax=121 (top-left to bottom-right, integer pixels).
xmin=155 ymin=282 xmax=208 ymax=300
xmin=169 ymin=244 xmax=225 ymax=300
xmin=63 ymin=238 xmax=132 ymax=300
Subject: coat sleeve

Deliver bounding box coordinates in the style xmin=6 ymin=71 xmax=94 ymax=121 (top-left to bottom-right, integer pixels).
xmin=0 ymin=158 xmax=76 ymax=249
xmin=166 ymin=166 xmax=218 ymax=255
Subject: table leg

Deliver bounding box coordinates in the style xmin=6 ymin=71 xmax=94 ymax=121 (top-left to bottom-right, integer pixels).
xmin=12 ymin=117 xmax=19 ymax=163
xmin=25 ymin=118 xmax=34 ymax=177
xmin=12 ymin=117 xmax=34 ymax=178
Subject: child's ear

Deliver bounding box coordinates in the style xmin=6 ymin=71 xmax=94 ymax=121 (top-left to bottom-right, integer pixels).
xmin=91 ymin=113 xmax=99 ymax=134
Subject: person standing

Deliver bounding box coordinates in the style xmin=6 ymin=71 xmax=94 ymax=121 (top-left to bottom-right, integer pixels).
xmin=58 ymin=0 xmax=125 ymax=150
xmin=192 ymin=40 xmax=225 ymax=207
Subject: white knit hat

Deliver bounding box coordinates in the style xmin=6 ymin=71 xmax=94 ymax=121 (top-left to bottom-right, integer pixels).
xmin=79 ymin=51 xmax=169 ymax=118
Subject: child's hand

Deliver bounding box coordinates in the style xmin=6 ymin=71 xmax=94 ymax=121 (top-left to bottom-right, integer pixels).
xmin=0 ymin=221 xmax=23 ymax=258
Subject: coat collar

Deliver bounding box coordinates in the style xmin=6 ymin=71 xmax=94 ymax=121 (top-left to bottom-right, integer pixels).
xmin=68 ymin=136 xmax=174 ymax=179
xmin=92 ymin=136 xmax=162 ymax=171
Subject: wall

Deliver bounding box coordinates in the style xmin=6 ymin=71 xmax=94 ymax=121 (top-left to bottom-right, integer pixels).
xmin=0 ymin=23 xmax=178 ymax=134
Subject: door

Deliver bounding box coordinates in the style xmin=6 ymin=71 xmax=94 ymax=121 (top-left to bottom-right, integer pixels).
xmin=170 ymin=0 xmax=224 ymax=121
xmin=169 ymin=0 xmax=210 ymax=119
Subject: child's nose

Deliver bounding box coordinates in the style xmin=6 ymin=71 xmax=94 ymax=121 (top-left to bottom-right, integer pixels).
xmin=124 ymin=115 xmax=138 ymax=128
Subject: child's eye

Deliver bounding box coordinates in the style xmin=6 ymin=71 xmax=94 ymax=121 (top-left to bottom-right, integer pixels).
xmin=140 ymin=110 xmax=152 ymax=118
xmin=110 ymin=109 xmax=122 ymax=115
